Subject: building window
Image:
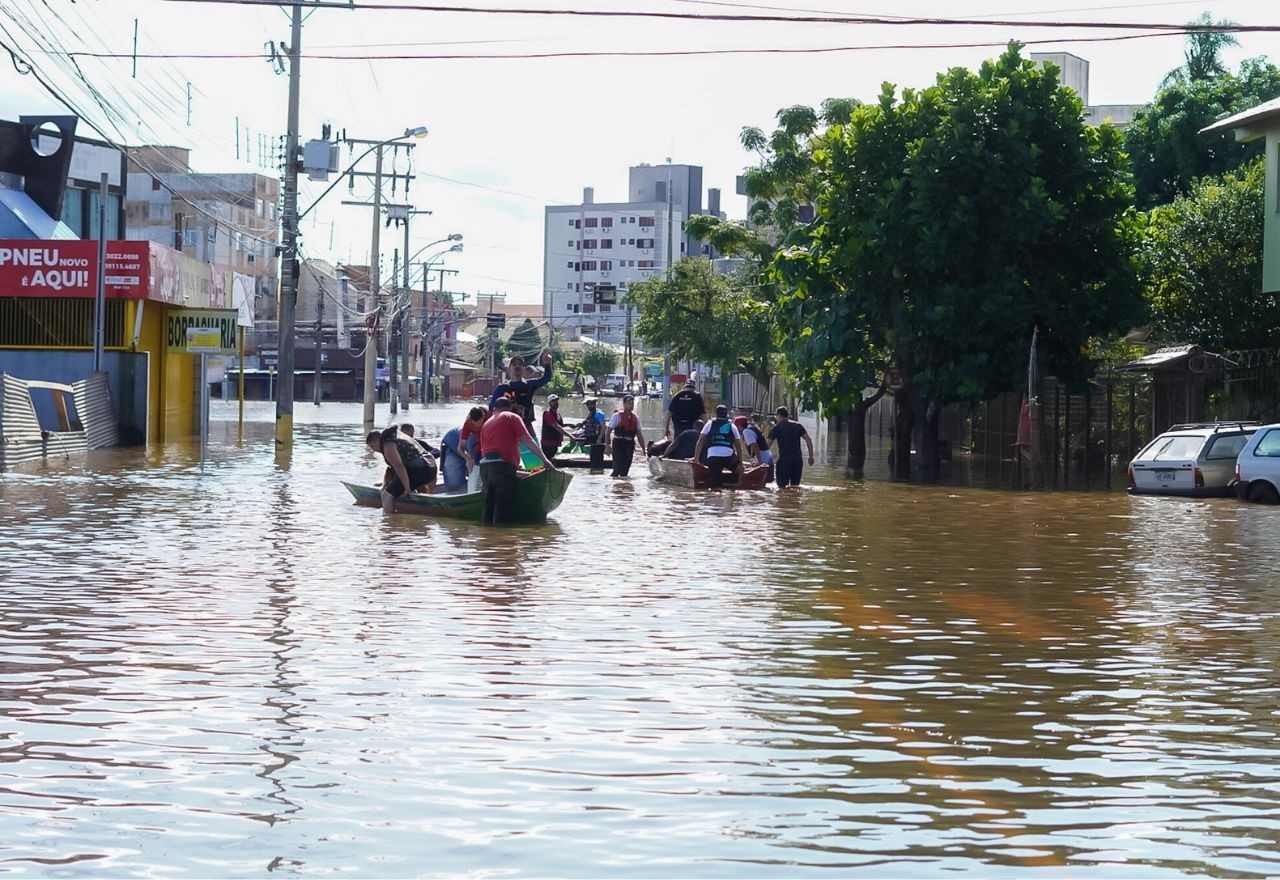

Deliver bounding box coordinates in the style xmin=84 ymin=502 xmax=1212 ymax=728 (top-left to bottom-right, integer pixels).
xmin=61 ymin=188 xmax=84 ymax=236
xmin=581 ymin=260 xmax=597 ymax=271
xmin=638 ymin=260 xmax=655 ymax=268
xmin=569 ymin=218 xmax=576 ymax=227
xmin=602 ymin=217 xmax=613 ymax=228
xmin=151 ymin=178 xmax=161 ymax=191
xmin=568 ymin=240 xmax=576 ymax=248
xmin=583 ymin=303 xmax=595 ymax=313
xmin=601 ymin=304 xmax=612 ymax=313
xmin=627 ymin=238 xmax=635 ymax=245
xmin=639 ymin=216 xmax=655 ymax=227
xmin=584 ymin=217 xmax=598 ymax=227
xmin=582 ymin=239 xmax=597 ymax=249
xmin=637 ymin=238 xmax=654 ymax=249
xmin=600 ymin=239 xmax=612 ymax=249
xmin=567 ymin=261 xmax=574 ymax=268
xmin=599 ymin=260 xmax=612 ymax=270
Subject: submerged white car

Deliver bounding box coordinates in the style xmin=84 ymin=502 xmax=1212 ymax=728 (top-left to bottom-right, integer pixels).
xmin=1231 ymin=423 xmax=1280 ymax=504
xmin=1127 ymin=422 xmax=1258 ymax=497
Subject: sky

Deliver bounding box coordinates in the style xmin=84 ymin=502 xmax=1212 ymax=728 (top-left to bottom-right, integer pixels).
xmin=1 ymin=0 xmax=1278 ymax=310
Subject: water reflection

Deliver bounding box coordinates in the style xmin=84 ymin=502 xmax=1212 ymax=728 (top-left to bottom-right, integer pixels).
xmin=0 ymin=401 xmax=1276 ymax=877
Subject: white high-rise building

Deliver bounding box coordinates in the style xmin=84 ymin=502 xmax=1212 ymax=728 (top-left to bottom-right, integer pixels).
xmin=545 ymin=164 xmax=722 ymax=343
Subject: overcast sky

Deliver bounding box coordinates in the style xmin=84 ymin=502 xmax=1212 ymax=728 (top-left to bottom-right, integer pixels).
xmin=1 ymin=0 xmax=1277 ymax=307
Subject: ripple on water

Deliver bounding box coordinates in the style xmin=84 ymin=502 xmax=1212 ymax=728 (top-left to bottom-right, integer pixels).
xmin=0 ymin=400 xmax=1277 ymax=877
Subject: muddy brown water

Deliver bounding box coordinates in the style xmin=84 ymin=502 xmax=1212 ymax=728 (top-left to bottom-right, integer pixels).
xmin=0 ymin=400 xmax=1276 ymax=877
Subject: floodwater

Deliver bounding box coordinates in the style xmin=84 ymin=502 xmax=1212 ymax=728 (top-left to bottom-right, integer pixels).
xmin=1 ymin=399 xmax=1278 ymax=878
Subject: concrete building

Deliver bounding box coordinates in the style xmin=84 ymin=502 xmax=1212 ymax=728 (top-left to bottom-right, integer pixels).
xmin=124 ymin=146 xmax=279 ymax=345
xmin=1030 ymin=52 xmax=1144 ymax=129
xmin=544 ymin=163 xmax=723 ymax=342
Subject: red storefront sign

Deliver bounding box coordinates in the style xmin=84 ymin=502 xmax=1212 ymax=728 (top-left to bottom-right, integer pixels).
xmin=0 ymin=240 xmax=150 ymax=299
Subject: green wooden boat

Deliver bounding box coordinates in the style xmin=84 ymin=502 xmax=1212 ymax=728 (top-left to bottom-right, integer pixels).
xmin=344 ymin=445 xmax=573 ymax=523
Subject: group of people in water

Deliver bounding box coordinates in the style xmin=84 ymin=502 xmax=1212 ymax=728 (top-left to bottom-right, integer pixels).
xmin=365 ymin=349 xmax=817 ymax=522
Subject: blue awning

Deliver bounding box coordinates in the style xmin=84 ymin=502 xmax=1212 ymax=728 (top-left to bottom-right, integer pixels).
xmin=0 ymin=188 xmax=78 ymax=240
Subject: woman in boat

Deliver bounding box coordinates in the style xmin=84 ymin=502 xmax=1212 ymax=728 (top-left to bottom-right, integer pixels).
xmin=735 ymin=415 xmax=773 ymax=482
xmin=366 ymin=426 xmax=436 ymax=513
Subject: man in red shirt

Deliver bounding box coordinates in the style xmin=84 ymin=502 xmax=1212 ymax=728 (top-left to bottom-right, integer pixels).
xmin=478 ymin=397 xmax=557 ymax=525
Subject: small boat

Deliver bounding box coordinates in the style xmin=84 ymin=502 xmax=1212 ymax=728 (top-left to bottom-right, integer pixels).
xmin=346 ymin=445 xmax=573 ymax=523
xmin=647 ymin=456 xmax=770 ymax=490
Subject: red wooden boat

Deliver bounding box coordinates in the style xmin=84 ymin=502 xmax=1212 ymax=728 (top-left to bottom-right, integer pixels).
xmin=647 ymin=457 xmax=770 ymax=490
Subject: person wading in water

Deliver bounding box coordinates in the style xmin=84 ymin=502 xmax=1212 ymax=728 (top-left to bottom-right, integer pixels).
xmin=541 ymin=394 xmax=568 ymax=463
xmin=477 ymin=397 xmax=558 ymax=526
xmin=693 ymin=404 xmax=746 ymax=488
xmin=577 ymin=398 xmax=607 ymax=474
xmin=769 ymin=406 xmax=815 ymax=488
xmin=602 ymin=393 xmax=647 ymax=478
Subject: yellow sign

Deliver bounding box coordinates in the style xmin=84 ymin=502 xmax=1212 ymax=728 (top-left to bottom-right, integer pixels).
xmin=167 ymin=308 xmax=237 ymax=355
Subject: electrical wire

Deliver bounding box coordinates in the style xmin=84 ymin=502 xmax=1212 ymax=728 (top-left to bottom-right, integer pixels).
xmin=152 ymin=0 xmax=1280 ymax=34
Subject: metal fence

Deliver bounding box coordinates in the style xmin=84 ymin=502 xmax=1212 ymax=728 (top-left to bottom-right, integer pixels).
xmin=845 ymin=348 xmax=1280 ymax=491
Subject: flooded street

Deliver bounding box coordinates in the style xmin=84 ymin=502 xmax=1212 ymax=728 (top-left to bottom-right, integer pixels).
xmin=1 ymin=400 xmax=1278 ymax=877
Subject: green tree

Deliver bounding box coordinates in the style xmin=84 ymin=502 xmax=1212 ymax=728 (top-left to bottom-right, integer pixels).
xmin=579 ymin=343 xmax=618 ymax=389
xmin=777 ymin=44 xmax=1144 ymax=479
xmin=624 ymin=257 xmax=774 ymax=394
xmin=1162 ymin=13 xmax=1239 ymax=87
xmin=506 ymin=317 xmax=544 ymax=360
xmin=1145 ymin=158 xmax=1273 ymax=350
xmin=1127 ymin=57 xmax=1280 ymax=209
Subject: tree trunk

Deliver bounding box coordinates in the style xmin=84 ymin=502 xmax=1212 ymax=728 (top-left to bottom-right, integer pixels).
xmin=891 ymin=392 xmax=914 ymax=480
xmin=847 ymin=403 xmax=867 ymax=471
xmin=919 ymin=403 xmax=942 ymax=483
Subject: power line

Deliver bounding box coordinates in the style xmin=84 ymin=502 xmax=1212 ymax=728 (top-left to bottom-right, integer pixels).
xmin=152 ymin=0 xmax=1280 ymax=34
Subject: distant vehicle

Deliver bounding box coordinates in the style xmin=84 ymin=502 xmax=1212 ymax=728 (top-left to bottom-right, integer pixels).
xmin=1231 ymin=423 xmax=1280 ymax=504
xmin=1127 ymin=422 xmax=1258 ymax=497
xmin=601 ymin=373 xmax=627 ymax=394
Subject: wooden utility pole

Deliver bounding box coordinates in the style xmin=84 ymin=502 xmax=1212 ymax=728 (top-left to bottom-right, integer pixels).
xmin=275 ymin=2 xmax=302 ymax=448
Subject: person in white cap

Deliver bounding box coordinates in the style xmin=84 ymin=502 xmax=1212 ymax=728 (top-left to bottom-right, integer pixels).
xmin=540 ymin=393 xmax=568 ymax=463
xmin=665 ymin=377 xmax=706 ymax=438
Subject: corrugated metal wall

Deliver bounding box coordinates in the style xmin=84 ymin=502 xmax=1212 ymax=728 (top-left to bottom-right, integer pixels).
xmin=0 ymin=371 xmax=114 ymax=471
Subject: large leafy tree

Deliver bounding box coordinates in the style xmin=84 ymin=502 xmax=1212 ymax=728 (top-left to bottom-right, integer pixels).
xmin=579 ymin=343 xmax=618 ymax=387
xmin=1145 ymin=158 xmax=1273 ymax=350
xmin=1127 ymin=56 xmax=1280 ymax=209
xmin=777 ymin=43 xmax=1144 ymax=478
xmin=624 ymin=257 xmax=773 ymax=393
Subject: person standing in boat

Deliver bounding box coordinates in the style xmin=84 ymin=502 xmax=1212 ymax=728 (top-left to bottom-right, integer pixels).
xmin=478 ymin=397 xmax=558 ymax=525
xmin=693 ymin=405 xmax=746 ymax=488
xmin=577 ymin=398 xmax=607 ymax=474
xmin=540 ymin=394 xmax=568 ymax=463
xmin=366 ymin=425 xmax=437 ymax=513
xmin=490 ymin=348 xmax=554 ymax=433
xmin=769 ymin=406 xmax=815 ymax=488
xmin=460 ymin=405 xmax=487 ymax=463
xmin=664 ymin=378 xmax=706 ymax=439
xmin=602 ymin=393 xmax=647 ymax=478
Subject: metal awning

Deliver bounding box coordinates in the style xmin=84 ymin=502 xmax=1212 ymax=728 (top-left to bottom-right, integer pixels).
xmin=1116 ymin=345 xmax=1236 ymax=373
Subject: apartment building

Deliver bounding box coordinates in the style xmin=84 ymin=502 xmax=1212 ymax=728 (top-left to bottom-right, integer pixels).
xmin=124 ymin=146 xmax=279 ymax=344
xmin=544 ymin=163 xmax=725 ymax=342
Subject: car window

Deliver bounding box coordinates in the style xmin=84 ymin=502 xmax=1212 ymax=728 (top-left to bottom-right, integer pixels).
xmin=1253 ymin=428 xmax=1280 ymax=457
xmin=1206 ymin=433 xmax=1250 ymax=460
xmin=1145 ymin=435 xmax=1205 ymax=460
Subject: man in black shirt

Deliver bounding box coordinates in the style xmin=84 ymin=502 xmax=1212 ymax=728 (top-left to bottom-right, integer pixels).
xmin=768 ymin=406 xmax=814 ymax=488
xmin=664 ymin=378 xmax=706 ymax=438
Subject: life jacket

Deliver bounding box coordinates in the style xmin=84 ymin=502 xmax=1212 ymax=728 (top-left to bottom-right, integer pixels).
xmin=706 ymin=418 xmax=735 ymax=449
xmin=612 ymin=409 xmax=639 ymax=440
xmin=392 ymin=436 xmax=426 ymax=465
xmin=581 ymin=411 xmax=602 ymax=443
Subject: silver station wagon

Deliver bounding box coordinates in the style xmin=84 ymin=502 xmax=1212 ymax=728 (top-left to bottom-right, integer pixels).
xmin=1127 ymin=422 xmax=1259 ymax=497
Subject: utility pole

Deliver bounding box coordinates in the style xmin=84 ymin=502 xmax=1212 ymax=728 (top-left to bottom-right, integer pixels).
xmin=312 ymin=269 xmax=323 ymax=405
xmin=360 ymin=146 xmax=384 ymax=429
xmin=275 ymin=2 xmax=303 ymax=448
xmin=389 ymin=248 xmax=400 ymax=415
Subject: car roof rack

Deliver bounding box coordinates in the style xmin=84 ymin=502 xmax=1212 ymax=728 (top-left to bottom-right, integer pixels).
xmin=1166 ymin=421 xmax=1262 ymax=432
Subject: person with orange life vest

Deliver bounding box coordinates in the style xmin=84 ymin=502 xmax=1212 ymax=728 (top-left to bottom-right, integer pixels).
xmin=602 ymin=393 xmax=647 ymax=478
xmin=540 ymin=394 xmax=568 ymax=462
xmin=694 ymin=404 xmax=747 ymax=488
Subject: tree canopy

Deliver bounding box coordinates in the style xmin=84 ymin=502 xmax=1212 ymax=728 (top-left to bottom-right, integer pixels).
xmin=506 ymin=318 xmax=544 ymax=360
xmin=1127 ymin=56 xmax=1280 ymax=209
xmin=1144 ymin=158 xmax=1273 ymax=351
xmin=579 ymin=343 xmax=618 ymax=385
xmin=624 ymin=257 xmax=773 ymax=387
xmin=1162 ymin=13 xmax=1240 ymax=87
xmin=775 ymin=44 xmax=1144 ymax=471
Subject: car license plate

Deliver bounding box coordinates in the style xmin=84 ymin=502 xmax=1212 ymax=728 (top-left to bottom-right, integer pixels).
xmin=1154 ymin=471 xmax=1177 ymax=482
